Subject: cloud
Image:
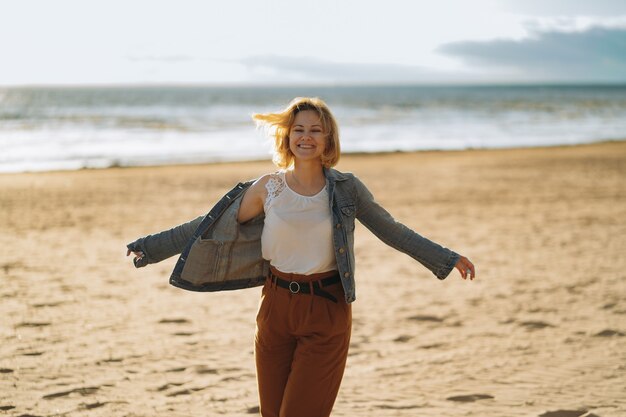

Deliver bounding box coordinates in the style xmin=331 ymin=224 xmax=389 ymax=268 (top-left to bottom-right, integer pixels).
xmin=498 ymin=0 xmax=626 ymax=17
xmin=238 ymin=55 xmax=447 ymax=84
xmin=126 ymin=55 xmax=195 ymax=63
xmin=438 ymin=26 xmax=626 ymax=82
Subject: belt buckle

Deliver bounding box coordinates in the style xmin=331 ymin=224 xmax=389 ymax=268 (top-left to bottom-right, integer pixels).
xmin=288 ymin=281 xmax=301 ymax=294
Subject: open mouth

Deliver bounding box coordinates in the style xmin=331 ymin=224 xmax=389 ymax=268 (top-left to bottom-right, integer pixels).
xmin=297 ymin=144 xmax=315 ymax=149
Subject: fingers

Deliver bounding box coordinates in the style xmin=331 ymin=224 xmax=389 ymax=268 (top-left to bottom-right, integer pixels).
xmin=455 ymin=263 xmax=463 ymax=279
xmin=126 ymin=249 xmax=145 ymax=260
xmin=456 ymin=256 xmax=476 ymax=281
xmin=467 ymin=262 xmax=476 ymax=280
xmin=466 ymin=258 xmax=475 ymax=280
xmin=455 ymin=262 xmax=467 ymax=280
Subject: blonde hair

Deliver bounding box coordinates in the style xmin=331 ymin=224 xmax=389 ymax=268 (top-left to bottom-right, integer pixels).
xmin=252 ymin=97 xmax=340 ymax=169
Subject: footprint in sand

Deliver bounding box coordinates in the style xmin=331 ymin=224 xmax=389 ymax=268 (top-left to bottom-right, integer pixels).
xmin=594 ymin=329 xmax=624 ymax=337
xmin=167 ymin=387 xmax=209 ymax=397
xmin=406 ymin=314 xmax=445 ymax=323
xmin=393 ymin=335 xmax=412 ymax=343
xmin=16 ymin=321 xmax=51 ymax=328
xmin=446 ymin=394 xmax=494 ymax=402
xmin=194 ymin=365 xmax=219 ymax=374
xmin=0 ymin=261 xmax=25 ymax=274
xmin=81 ymin=402 xmax=116 ymax=410
xmin=156 ymin=382 xmax=186 ymax=392
xmin=96 ymin=357 xmax=124 ymax=364
xmin=42 ymin=386 xmax=100 ymax=400
xmin=375 ymin=404 xmax=424 ymax=410
xmin=32 ymin=301 xmax=65 ymax=308
xmin=538 ymin=410 xmax=599 ymax=417
xmin=419 ymin=343 xmax=446 ymax=349
xmin=518 ymin=320 xmax=555 ymax=330
xmin=172 ymin=332 xmax=195 ymax=336
xmin=158 ymin=318 xmax=191 ymax=324
xmin=159 ymin=318 xmax=195 ymax=336
xmin=22 ymin=351 xmax=45 ymax=356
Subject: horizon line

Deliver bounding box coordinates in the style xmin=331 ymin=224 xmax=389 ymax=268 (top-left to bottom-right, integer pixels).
xmin=2 ymin=80 xmax=626 ymax=89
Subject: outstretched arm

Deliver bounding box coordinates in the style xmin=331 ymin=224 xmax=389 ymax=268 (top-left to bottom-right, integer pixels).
xmin=353 ymin=176 xmax=475 ymax=280
xmin=126 ymin=214 xmax=204 ymax=268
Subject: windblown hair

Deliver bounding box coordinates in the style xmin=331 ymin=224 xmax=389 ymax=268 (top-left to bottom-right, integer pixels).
xmin=252 ymin=97 xmax=340 ymax=169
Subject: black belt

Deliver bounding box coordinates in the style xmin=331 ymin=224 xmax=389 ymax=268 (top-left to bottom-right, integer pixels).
xmin=269 ymin=272 xmax=341 ymax=303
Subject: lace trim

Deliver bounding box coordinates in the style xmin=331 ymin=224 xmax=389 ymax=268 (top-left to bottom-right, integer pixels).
xmin=265 ymin=173 xmax=285 ymax=207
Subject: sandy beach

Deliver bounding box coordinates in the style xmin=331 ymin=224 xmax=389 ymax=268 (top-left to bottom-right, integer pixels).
xmin=1 ymin=141 xmax=625 ymax=417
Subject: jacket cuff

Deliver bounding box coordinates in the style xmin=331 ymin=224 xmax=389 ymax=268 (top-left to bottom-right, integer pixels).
xmin=435 ymin=251 xmax=460 ymax=280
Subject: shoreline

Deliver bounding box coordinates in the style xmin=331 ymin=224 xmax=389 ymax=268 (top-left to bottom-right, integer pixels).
xmin=2 ymin=138 xmax=625 ymax=176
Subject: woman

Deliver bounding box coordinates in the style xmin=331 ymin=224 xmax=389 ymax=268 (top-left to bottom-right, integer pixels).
xmin=127 ymin=97 xmax=475 ymax=417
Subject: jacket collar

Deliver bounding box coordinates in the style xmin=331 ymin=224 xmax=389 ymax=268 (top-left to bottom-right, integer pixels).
xmin=323 ymin=167 xmax=350 ymax=183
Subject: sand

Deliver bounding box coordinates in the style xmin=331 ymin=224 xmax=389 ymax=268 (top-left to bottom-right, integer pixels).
xmin=1 ymin=141 xmax=625 ymax=417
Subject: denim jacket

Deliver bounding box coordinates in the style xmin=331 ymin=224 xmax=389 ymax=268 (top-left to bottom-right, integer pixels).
xmin=127 ymin=168 xmax=460 ymax=303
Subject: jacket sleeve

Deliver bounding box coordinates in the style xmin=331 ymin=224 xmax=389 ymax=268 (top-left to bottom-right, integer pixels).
xmin=126 ymin=215 xmax=204 ymax=268
xmin=353 ymin=176 xmax=459 ymax=279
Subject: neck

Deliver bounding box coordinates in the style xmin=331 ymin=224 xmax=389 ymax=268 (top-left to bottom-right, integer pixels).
xmin=291 ymin=160 xmax=325 ymax=186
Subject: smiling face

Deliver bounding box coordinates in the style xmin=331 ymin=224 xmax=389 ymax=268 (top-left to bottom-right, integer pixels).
xmin=288 ymin=110 xmax=327 ymax=164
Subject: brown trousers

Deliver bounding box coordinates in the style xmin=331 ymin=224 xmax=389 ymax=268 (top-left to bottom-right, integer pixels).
xmin=255 ymin=267 xmax=352 ymax=417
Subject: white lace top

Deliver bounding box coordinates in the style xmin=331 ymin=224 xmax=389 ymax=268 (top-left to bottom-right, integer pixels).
xmin=261 ymin=171 xmax=336 ymax=274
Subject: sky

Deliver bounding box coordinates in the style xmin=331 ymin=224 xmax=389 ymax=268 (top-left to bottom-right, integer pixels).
xmin=1 ymin=0 xmax=625 ymax=86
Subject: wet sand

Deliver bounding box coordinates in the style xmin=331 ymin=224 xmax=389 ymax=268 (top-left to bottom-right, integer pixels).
xmin=1 ymin=141 xmax=625 ymax=416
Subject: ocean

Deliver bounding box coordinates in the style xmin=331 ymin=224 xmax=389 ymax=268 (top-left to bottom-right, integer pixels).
xmin=1 ymin=84 xmax=625 ymax=173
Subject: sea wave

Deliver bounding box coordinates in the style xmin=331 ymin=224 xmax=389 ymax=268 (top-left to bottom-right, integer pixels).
xmin=1 ymin=84 xmax=625 ymax=172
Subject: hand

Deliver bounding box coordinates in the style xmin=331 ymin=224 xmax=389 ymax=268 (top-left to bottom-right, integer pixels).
xmin=126 ymin=249 xmax=145 ymax=263
xmin=454 ymin=256 xmax=476 ymax=280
